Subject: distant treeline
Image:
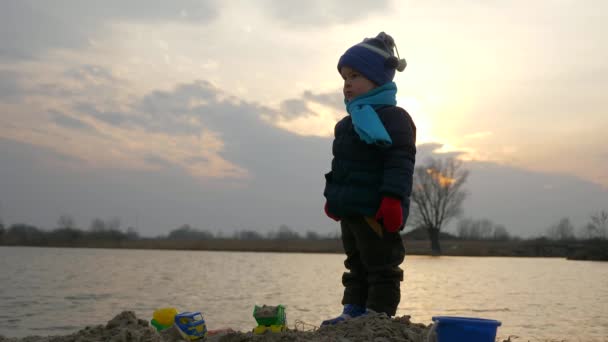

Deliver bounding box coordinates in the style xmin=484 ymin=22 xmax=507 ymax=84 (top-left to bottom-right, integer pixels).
xmin=0 ymin=220 xmax=342 ymax=246
xmin=1 ymin=213 xmax=607 ymax=260
xmin=1 ymin=212 xmax=607 ymax=245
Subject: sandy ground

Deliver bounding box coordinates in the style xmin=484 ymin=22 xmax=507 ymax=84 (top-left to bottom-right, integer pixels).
xmin=0 ymin=311 xmax=438 ymax=342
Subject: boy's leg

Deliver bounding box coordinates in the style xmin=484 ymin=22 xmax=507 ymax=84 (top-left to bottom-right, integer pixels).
xmin=349 ymin=217 xmax=405 ymax=315
xmin=340 ymin=217 xmax=368 ymax=307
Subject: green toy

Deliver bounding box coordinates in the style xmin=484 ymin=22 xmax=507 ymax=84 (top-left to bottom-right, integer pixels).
xmin=151 ymin=307 xmax=178 ymax=331
xmin=252 ymin=304 xmax=287 ymax=334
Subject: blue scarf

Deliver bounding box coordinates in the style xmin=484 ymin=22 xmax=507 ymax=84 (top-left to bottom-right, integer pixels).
xmin=345 ymin=82 xmax=396 ymax=147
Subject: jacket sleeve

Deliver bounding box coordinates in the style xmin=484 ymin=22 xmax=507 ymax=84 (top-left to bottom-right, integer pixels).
xmin=378 ymin=107 xmax=416 ymax=199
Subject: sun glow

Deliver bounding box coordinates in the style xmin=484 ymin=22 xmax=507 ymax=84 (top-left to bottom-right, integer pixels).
xmin=397 ymin=96 xmax=434 ymax=144
xmin=426 ymin=168 xmax=456 ymax=188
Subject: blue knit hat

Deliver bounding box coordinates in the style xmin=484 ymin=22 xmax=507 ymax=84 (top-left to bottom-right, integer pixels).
xmin=337 ymin=32 xmax=406 ymax=86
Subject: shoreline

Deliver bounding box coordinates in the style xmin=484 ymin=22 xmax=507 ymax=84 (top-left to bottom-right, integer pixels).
xmin=1 ymin=238 xmax=606 ymax=260
xmin=0 ymin=311 xmax=435 ymax=342
xmin=1 ymin=311 xmax=590 ymax=342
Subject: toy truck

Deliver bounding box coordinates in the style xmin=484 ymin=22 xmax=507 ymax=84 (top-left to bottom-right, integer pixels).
xmin=174 ymin=311 xmax=207 ymax=340
xmin=252 ymin=305 xmax=287 ymax=334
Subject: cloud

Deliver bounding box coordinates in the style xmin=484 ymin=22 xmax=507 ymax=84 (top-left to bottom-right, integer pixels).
xmin=143 ymin=154 xmax=174 ymax=169
xmin=50 ymin=110 xmax=96 ymax=132
xmin=64 ymin=65 xmax=117 ymax=83
xmin=279 ymin=99 xmax=312 ymax=119
xmin=462 ymin=160 xmax=608 ymax=237
xmin=263 ymin=90 xmax=344 ymax=126
xmin=260 ymin=0 xmax=392 ymax=27
xmin=265 ymin=90 xmax=344 ymax=137
xmin=73 ymin=102 xmax=132 ymax=127
xmin=2 ymin=54 xmax=606 ymax=238
xmin=139 ymin=81 xmax=219 ymax=118
xmin=0 ymin=1 xmax=87 ymax=59
xmin=0 ymin=70 xmax=22 ymax=101
xmin=416 ymin=143 xmax=468 ymax=161
xmin=0 ymin=1 xmax=219 ymax=60
xmin=303 ymin=91 xmax=344 ymax=112
xmin=0 ymin=137 xmax=84 ymax=169
xmin=1 ymin=66 xmax=330 ymax=184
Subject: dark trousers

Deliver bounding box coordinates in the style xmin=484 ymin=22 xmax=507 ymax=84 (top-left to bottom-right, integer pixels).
xmin=340 ymin=216 xmax=406 ymax=315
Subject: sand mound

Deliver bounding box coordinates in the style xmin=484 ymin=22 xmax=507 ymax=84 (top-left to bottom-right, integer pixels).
xmin=0 ymin=311 xmax=435 ymax=342
xmin=0 ymin=311 xmax=160 ymax=342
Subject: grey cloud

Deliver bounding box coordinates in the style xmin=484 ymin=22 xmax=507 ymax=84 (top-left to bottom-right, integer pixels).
xmin=271 ymin=90 xmax=343 ymax=120
xmin=416 ymin=143 xmax=443 ymax=156
xmin=3 ymin=129 xmax=608 ymax=239
xmin=33 ymin=83 xmax=77 ymax=98
xmin=64 ymin=65 xmax=117 ymax=83
xmin=48 ymin=0 xmax=219 ymax=23
xmin=135 ymin=82 xmax=333 ymax=231
xmin=140 ymin=81 xmax=218 ymax=117
xmin=184 ymin=156 xmax=209 ymax=164
xmin=279 ymin=99 xmax=311 ymax=119
xmin=73 ymin=102 xmax=132 ymax=127
xmin=416 ymin=143 xmax=467 ymax=161
xmin=52 ymin=151 xmax=85 ymax=164
xmin=134 ymin=79 xmax=329 ymax=185
xmin=463 ymin=160 xmax=608 ymax=237
xmin=144 ymin=155 xmax=174 ymax=169
xmin=0 ymin=1 xmax=88 ymax=59
xmin=260 ymin=0 xmax=391 ymax=27
xmin=0 ymin=1 xmax=219 ymax=60
xmin=3 ymin=77 xmax=608 ymax=237
xmin=50 ymin=110 xmax=96 ymax=132
xmin=0 ymin=70 xmax=22 ymax=101
xmin=303 ymin=91 xmax=344 ymax=111
xmin=0 ymin=137 xmax=84 ymax=169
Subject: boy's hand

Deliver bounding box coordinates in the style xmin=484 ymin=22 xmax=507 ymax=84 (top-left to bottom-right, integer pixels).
xmin=375 ymin=197 xmax=402 ymax=232
xmin=324 ymin=202 xmax=341 ymax=222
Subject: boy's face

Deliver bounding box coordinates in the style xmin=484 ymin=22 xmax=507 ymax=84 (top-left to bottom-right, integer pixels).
xmin=340 ymin=66 xmax=377 ymax=102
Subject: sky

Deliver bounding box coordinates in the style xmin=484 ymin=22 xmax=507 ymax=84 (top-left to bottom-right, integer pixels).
xmin=0 ymin=0 xmax=607 ymax=238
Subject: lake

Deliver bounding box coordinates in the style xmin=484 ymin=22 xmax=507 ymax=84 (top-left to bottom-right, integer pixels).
xmin=0 ymin=246 xmax=606 ymax=340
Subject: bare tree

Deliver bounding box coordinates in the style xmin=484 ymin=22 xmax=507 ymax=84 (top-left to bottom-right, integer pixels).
xmin=275 ymin=224 xmax=301 ymax=240
xmin=125 ymin=227 xmax=139 ymax=240
xmin=0 ymin=200 xmax=4 ymax=230
xmin=493 ymin=224 xmax=510 ymax=241
xmin=90 ymin=218 xmax=106 ymax=232
xmin=546 ymin=217 xmax=575 ymax=241
xmin=57 ymin=214 xmax=76 ymax=229
xmin=106 ymin=217 xmax=121 ymax=231
xmin=234 ymin=230 xmax=264 ymax=240
xmin=306 ymin=231 xmax=321 ymax=240
xmin=457 ymin=217 xmax=510 ymax=241
xmin=411 ymin=157 xmax=469 ymax=255
xmin=581 ymin=210 xmax=608 ymax=240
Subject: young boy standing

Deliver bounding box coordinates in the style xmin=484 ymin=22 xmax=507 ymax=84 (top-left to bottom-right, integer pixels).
xmin=322 ymin=32 xmax=416 ymax=325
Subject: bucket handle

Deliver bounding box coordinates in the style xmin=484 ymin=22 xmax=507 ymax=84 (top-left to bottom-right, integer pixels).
xmin=426 ymin=322 xmax=437 ymax=342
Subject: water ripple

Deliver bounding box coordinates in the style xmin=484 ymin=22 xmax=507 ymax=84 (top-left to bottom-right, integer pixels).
xmin=64 ymin=293 xmax=112 ymax=301
xmin=1 ymin=247 xmax=607 ymax=341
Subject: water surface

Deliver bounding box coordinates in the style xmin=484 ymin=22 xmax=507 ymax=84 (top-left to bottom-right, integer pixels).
xmin=0 ymin=247 xmax=606 ymax=340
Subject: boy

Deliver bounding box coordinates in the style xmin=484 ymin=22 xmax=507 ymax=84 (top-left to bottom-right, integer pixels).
xmin=322 ymin=32 xmax=416 ymax=325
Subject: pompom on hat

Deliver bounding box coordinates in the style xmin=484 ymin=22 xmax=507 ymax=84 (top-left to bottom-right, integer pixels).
xmin=337 ymin=32 xmax=406 ymax=86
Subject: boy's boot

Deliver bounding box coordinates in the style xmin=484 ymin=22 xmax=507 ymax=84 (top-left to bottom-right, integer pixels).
xmin=321 ymin=304 xmax=367 ymax=326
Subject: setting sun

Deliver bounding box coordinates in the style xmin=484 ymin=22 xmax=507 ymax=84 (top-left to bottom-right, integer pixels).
xmin=397 ymin=96 xmax=435 ymax=144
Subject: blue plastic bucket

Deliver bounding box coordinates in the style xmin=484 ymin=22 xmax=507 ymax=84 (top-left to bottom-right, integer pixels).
xmin=431 ymin=316 xmax=501 ymax=342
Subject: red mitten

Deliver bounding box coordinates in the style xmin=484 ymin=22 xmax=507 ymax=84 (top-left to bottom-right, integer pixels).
xmin=324 ymin=202 xmax=341 ymax=222
xmin=375 ymin=197 xmax=403 ymax=232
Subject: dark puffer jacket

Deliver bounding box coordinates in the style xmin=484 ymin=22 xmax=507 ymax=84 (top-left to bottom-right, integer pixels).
xmin=324 ymin=105 xmax=416 ymax=227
